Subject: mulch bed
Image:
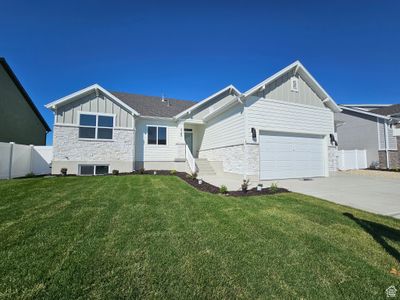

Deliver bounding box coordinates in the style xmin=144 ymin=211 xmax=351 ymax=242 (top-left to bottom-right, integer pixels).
xmin=48 ymin=170 xmax=290 ymax=197
xmin=147 ymin=170 xmax=290 ymax=197
xmin=366 ymin=168 xmax=400 ymax=173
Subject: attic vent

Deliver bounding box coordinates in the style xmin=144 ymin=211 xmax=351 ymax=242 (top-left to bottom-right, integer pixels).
xmin=291 ymin=77 xmax=299 ymax=92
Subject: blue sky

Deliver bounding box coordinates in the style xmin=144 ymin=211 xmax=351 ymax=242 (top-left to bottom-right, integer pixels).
xmin=1 ymin=1 xmax=399 ymax=144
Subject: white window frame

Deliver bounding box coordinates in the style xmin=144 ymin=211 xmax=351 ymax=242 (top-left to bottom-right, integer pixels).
xmin=146 ymin=125 xmax=168 ymax=145
xmin=78 ymin=164 xmax=109 ymax=175
xmin=291 ymin=77 xmax=299 ymax=92
xmin=78 ymin=111 xmax=115 ymax=141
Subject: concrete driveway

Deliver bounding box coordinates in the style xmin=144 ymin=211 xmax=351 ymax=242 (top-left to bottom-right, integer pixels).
xmin=202 ymin=171 xmax=400 ymax=219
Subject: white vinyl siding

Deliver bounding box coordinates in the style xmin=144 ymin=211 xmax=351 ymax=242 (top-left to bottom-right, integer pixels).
xmin=199 ymin=103 xmax=244 ymax=151
xmin=246 ymin=96 xmax=334 ymax=142
xmin=135 ymin=118 xmax=179 ymax=161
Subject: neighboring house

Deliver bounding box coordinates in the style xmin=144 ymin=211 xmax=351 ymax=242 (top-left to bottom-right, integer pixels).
xmin=0 ymin=57 xmax=50 ymax=145
xmin=335 ymin=105 xmax=400 ymax=169
xmin=46 ymin=61 xmax=340 ymax=180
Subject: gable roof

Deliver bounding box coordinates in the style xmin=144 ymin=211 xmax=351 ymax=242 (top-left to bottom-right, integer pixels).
xmin=111 ymin=92 xmax=195 ymax=118
xmin=174 ymin=85 xmax=241 ymax=119
xmin=370 ymin=104 xmax=400 ymax=116
xmin=339 ymin=105 xmax=391 ymax=120
xmin=243 ymin=61 xmax=341 ymax=113
xmin=0 ymin=57 xmax=51 ymax=131
xmin=45 ymin=84 xmax=140 ymax=115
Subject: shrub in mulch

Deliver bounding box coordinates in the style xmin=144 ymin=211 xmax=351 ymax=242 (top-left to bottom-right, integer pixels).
xmin=150 ymin=171 xmax=290 ymax=197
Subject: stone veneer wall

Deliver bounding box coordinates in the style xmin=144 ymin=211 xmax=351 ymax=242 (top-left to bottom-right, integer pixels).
xmin=328 ymin=146 xmax=338 ymax=172
xmin=199 ymin=144 xmax=246 ymax=175
xmin=52 ymin=125 xmax=135 ymax=173
xmin=198 ymin=143 xmax=260 ymax=176
xmin=378 ymin=136 xmax=400 ymax=169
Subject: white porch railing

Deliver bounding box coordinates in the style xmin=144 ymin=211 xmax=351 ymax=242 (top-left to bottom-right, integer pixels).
xmin=185 ymin=144 xmax=197 ymax=173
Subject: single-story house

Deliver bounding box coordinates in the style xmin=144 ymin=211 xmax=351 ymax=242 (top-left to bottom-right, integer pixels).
xmin=0 ymin=57 xmax=50 ymax=145
xmin=335 ymin=104 xmax=400 ymax=169
xmin=46 ymin=61 xmax=340 ymax=180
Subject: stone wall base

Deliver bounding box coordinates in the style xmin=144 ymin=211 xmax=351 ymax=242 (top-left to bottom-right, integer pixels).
xmin=378 ymin=150 xmax=400 ymax=169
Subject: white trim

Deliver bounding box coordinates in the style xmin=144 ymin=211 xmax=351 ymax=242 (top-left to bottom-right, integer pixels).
xmin=340 ymin=106 xmax=391 ymax=120
xmin=290 ymin=77 xmax=299 ymax=92
xmin=384 ymin=121 xmax=390 ymax=169
xmin=243 ymin=61 xmax=340 ymax=113
xmin=146 ymin=125 xmax=168 ymax=146
xmin=377 ymin=117 xmax=383 ymax=151
xmin=54 ymin=122 xmax=134 ymax=131
xmin=174 ymin=85 xmax=241 ymax=119
xmin=202 ymin=96 xmax=242 ymax=122
xmin=78 ymin=111 xmax=115 ymax=140
xmin=78 ymin=164 xmax=110 ymax=175
xmin=45 ymin=84 xmax=140 ymax=116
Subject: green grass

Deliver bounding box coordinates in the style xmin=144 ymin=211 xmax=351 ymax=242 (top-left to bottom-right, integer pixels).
xmin=0 ymin=175 xmax=399 ymax=299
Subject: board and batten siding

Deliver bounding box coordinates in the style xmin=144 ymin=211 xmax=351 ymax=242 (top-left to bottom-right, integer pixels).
xmin=135 ymin=118 xmax=180 ymax=162
xmin=254 ymin=72 xmax=324 ymax=108
xmin=199 ymin=103 xmax=245 ymax=151
xmin=377 ymin=118 xmax=398 ymax=150
xmin=55 ymin=91 xmax=134 ymax=128
xmin=245 ymin=96 xmax=334 ymax=142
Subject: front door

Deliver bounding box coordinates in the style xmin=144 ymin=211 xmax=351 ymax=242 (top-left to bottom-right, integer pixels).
xmin=184 ymin=129 xmax=194 ymax=155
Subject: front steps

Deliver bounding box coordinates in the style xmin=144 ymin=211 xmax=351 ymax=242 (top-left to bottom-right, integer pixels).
xmin=195 ymin=159 xmax=216 ymax=176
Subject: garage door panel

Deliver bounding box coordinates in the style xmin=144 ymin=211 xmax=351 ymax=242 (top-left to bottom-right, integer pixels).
xmin=259 ymin=132 xmax=325 ymax=180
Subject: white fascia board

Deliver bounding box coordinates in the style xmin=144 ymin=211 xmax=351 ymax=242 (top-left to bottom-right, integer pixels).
xmin=339 ymin=106 xmax=391 ymax=120
xmin=45 ymin=84 xmax=140 ymax=116
xmin=174 ymin=84 xmax=241 ymax=120
xmin=243 ymin=61 xmax=341 ymax=113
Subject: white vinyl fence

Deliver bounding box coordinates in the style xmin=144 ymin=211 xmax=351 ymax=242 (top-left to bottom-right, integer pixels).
xmin=337 ymin=149 xmax=367 ymax=171
xmin=0 ymin=142 xmax=53 ymax=179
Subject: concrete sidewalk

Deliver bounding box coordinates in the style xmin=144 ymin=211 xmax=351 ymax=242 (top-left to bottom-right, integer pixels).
xmin=201 ymin=171 xmax=400 ymax=219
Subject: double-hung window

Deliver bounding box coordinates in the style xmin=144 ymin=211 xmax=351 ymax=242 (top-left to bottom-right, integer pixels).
xmin=79 ymin=113 xmax=114 ymax=140
xmin=147 ymin=126 xmax=167 ymax=145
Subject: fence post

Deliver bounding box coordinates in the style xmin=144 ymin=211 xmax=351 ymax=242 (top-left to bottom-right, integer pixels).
xmin=29 ymin=145 xmax=34 ymax=174
xmin=355 ymin=150 xmax=358 ymax=169
xmin=8 ymin=142 xmax=14 ymax=179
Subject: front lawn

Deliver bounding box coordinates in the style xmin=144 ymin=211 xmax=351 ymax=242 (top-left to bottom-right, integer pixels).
xmin=0 ymin=175 xmax=399 ymax=299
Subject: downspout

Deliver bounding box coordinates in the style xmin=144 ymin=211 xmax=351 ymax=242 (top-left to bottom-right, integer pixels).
xmin=384 ymin=121 xmax=390 ymax=169
xmin=241 ymin=94 xmax=248 ymax=180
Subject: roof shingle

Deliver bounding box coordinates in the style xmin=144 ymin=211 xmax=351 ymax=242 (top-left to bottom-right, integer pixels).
xmin=111 ymin=92 xmax=195 ymax=118
xmin=371 ymin=104 xmax=400 ymax=116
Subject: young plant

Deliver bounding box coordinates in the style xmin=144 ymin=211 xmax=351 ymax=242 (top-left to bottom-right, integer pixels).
xmin=170 ymin=169 xmax=177 ymax=175
xmin=270 ymin=182 xmax=279 ymax=193
xmin=219 ymin=185 xmax=228 ymax=194
xmin=186 ymin=172 xmax=198 ymax=180
xmin=25 ymin=172 xmax=36 ymax=178
xmin=60 ymin=168 xmax=67 ymax=176
xmin=241 ymin=179 xmax=250 ymax=192
xmin=138 ymin=168 xmax=145 ymax=174
xmin=112 ymin=169 xmax=119 ymax=176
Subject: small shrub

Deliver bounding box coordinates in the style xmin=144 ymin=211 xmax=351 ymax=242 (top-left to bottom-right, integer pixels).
xmin=186 ymin=172 xmax=198 ymax=180
xmin=241 ymin=179 xmax=250 ymax=192
xmin=219 ymin=185 xmax=228 ymax=194
xmin=370 ymin=161 xmax=379 ymax=169
xmin=138 ymin=168 xmax=145 ymax=174
xmin=270 ymin=182 xmax=279 ymax=193
xmin=25 ymin=172 xmax=36 ymax=178
xmin=60 ymin=168 xmax=67 ymax=176
xmin=112 ymin=169 xmax=119 ymax=176
xmin=170 ymin=169 xmax=177 ymax=175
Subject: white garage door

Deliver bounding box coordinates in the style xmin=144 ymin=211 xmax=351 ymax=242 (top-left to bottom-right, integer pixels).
xmin=259 ymin=131 xmax=325 ymax=180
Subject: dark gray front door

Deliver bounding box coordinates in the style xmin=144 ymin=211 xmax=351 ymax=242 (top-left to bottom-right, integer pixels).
xmin=184 ymin=129 xmax=193 ymax=155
